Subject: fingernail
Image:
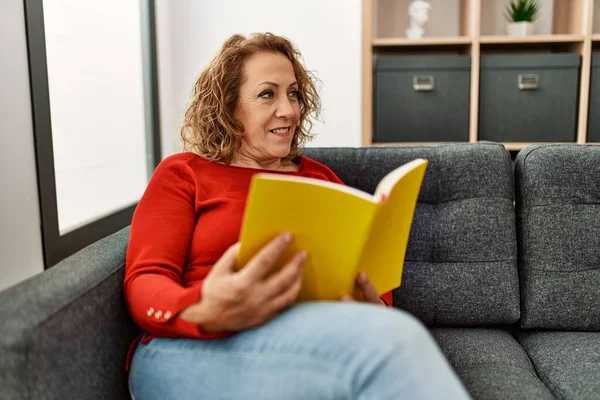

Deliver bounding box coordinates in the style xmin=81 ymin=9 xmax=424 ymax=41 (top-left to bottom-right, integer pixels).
xmin=298 ymin=251 xmax=307 ymax=261
xmin=281 ymin=232 xmax=292 ymax=243
xmin=359 ymin=272 xmax=367 ymax=283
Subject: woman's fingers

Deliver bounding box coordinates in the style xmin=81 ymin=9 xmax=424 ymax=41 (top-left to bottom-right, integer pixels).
xmin=356 ymin=272 xmax=383 ymax=304
xmin=267 ymin=265 xmax=304 ymax=314
xmin=262 ymin=250 xmax=306 ymax=299
xmin=209 ymin=242 xmax=242 ymax=276
xmin=239 ymin=233 xmax=293 ymax=282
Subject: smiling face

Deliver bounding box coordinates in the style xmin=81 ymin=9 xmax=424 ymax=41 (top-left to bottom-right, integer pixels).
xmin=234 ymin=51 xmax=301 ymax=166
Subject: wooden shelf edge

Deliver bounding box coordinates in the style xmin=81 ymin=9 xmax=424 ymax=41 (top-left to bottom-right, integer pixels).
xmin=501 ymin=142 xmax=581 ymax=151
xmin=371 ymin=34 xmax=587 ymax=47
xmin=369 ymin=142 xmax=466 ymax=147
xmin=593 ymin=34 xmax=600 ymax=41
xmin=373 ymin=36 xmax=472 ymax=47
xmin=367 ymin=142 xmax=590 ymax=151
xmin=479 ymin=34 xmax=585 ymax=44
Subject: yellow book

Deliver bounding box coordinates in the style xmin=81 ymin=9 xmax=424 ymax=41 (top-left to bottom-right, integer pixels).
xmin=236 ymin=159 xmax=428 ymax=302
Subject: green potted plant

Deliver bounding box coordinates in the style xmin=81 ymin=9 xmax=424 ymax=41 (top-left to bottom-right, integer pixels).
xmin=504 ymin=0 xmax=541 ymax=36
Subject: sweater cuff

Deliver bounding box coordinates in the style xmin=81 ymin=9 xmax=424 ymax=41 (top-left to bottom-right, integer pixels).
xmin=380 ymin=291 xmax=393 ymax=307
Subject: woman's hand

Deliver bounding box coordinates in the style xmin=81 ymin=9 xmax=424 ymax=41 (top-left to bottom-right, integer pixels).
xmin=340 ymin=272 xmax=386 ymax=306
xmin=179 ymin=233 xmax=306 ymax=332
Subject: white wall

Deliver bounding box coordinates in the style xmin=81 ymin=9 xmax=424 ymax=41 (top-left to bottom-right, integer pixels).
xmin=155 ymin=0 xmax=363 ymax=157
xmin=0 ymin=0 xmax=45 ymax=291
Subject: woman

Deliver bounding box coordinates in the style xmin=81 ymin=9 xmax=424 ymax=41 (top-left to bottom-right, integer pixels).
xmin=125 ymin=32 xmax=469 ymax=399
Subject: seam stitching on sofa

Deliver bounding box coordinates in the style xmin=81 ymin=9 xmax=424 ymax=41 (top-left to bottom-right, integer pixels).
xmin=460 ymin=361 xmax=549 ymax=384
xmin=529 ymin=365 xmax=562 ymax=398
xmin=520 ymin=146 xmax=538 ymax=325
xmin=524 ymin=203 xmax=600 ymax=209
xmin=405 ymin=259 xmax=516 ymax=264
xmin=26 ymin=337 xmax=32 ymax=400
xmin=513 ymin=338 xmax=540 ymax=376
xmin=417 ymin=196 xmax=514 ymax=206
xmin=433 ymin=171 xmax=440 ymax=326
xmin=526 ymin=266 xmax=600 ymax=273
xmin=459 ymin=362 xmax=537 ymax=374
xmin=361 ymin=142 xmax=505 ymax=151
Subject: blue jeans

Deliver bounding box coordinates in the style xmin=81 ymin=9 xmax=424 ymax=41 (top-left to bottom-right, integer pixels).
xmin=129 ymin=302 xmax=470 ymax=399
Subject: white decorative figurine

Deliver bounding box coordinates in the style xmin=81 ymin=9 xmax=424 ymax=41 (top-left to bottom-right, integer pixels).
xmin=406 ymin=0 xmax=432 ymax=40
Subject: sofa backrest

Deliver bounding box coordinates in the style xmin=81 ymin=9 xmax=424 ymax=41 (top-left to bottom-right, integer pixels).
xmin=0 ymin=227 xmax=136 ymax=400
xmin=305 ymin=142 xmax=520 ymax=326
xmin=515 ymin=145 xmax=600 ymax=330
xmin=0 ymin=143 xmax=523 ymax=400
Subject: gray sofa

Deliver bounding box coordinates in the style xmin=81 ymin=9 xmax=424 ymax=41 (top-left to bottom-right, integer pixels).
xmin=1 ymin=142 xmax=599 ymax=399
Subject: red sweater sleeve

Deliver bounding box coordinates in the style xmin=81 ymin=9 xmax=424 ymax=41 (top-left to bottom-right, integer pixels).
xmin=123 ymin=154 xmax=221 ymax=339
xmin=380 ymin=291 xmax=393 ymax=307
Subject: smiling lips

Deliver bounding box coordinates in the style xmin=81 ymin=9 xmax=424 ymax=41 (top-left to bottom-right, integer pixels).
xmin=270 ymin=126 xmax=292 ymax=137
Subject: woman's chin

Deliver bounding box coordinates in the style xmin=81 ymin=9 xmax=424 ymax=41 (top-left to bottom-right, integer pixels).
xmin=273 ymin=150 xmax=292 ymax=159
xmin=268 ymin=144 xmax=293 ymax=159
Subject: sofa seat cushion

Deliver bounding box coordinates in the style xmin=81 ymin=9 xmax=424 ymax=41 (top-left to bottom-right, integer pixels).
xmin=431 ymin=328 xmax=554 ymax=399
xmin=518 ymin=331 xmax=600 ymax=399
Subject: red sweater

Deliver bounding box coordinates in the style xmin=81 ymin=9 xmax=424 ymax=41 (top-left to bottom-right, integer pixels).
xmin=124 ymin=152 xmax=393 ymax=361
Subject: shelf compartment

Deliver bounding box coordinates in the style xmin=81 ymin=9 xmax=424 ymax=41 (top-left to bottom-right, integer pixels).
xmin=478 ymin=53 xmax=580 ymax=144
xmin=373 ymin=54 xmax=471 ymax=143
xmin=481 ymin=0 xmax=587 ymax=36
xmin=374 ymin=0 xmax=471 ymax=40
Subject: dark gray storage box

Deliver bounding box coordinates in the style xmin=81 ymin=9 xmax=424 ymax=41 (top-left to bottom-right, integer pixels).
xmin=588 ymin=53 xmax=600 ymax=142
xmin=374 ymin=55 xmax=471 ymax=142
xmin=479 ymin=53 xmax=581 ymax=143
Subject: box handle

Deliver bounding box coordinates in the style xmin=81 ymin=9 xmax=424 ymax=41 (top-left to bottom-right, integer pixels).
xmin=518 ymin=74 xmax=539 ymax=90
xmin=413 ymin=75 xmax=435 ymax=91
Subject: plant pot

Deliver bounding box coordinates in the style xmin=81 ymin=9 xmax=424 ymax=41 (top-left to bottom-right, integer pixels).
xmin=507 ymin=22 xmax=535 ymax=36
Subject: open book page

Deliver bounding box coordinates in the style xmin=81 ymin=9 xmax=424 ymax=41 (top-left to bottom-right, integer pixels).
xmin=252 ymin=174 xmax=378 ymax=202
xmin=237 ymin=176 xmax=380 ymax=301
xmin=356 ymin=160 xmax=428 ymax=295
xmin=374 ymin=159 xmax=428 ymax=202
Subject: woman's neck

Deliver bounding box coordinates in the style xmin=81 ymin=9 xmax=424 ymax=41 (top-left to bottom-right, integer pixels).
xmin=231 ymin=153 xmax=298 ymax=172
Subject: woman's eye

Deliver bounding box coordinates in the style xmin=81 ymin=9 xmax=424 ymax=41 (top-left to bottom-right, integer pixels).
xmin=289 ymin=90 xmax=300 ymax=99
xmin=259 ymin=90 xmax=274 ymax=99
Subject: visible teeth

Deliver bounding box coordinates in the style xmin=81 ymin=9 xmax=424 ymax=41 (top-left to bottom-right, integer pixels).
xmin=271 ymin=128 xmax=289 ymax=134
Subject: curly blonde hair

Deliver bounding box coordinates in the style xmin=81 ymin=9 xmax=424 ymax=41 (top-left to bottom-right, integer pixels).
xmin=180 ymin=33 xmax=321 ymax=164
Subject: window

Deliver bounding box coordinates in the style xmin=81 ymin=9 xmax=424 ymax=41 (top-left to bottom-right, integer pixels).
xmin=24 ymin=0 xmax=160 ymax=267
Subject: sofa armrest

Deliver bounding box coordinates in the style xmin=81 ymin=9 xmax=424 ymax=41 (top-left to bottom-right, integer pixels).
xmin=0 ymin=227 xmax=138 ymax=400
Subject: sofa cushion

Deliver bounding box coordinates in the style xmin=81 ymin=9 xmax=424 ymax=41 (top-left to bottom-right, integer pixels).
xmin=518 ymin=331 xmax=600 ymax=399
xmin=515 ymin=145 xmax=600 ymax=330
xmin=432 ymin=328 xmax=554 ymax=399
xmin=305 ymin=143 xmax=520 ymax=326
xmin=0 ymin=227 xmax=137 ymax=400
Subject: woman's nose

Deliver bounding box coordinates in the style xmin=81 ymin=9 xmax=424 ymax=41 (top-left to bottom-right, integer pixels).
xmin=275 ymin=97 xmax=294 ymax=119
